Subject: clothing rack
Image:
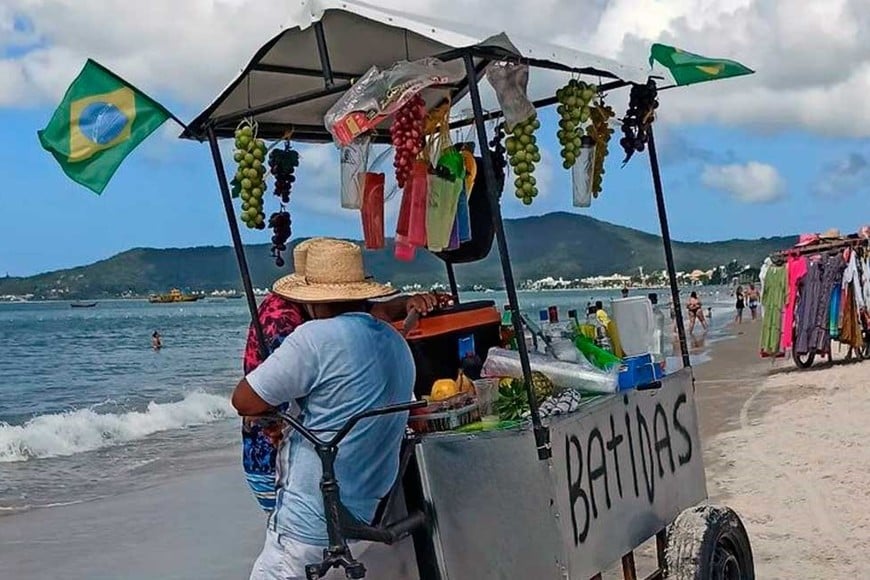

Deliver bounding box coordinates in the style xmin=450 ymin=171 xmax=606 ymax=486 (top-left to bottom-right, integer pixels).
xmin=771 ymin=237 xmax=869 ymax=261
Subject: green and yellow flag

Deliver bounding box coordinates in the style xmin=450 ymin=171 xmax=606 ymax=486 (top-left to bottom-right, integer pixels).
xmin=37 ymin=59 xmax=173 ymax=194
xmin=649 ymin=44 xmax=754 ymax=86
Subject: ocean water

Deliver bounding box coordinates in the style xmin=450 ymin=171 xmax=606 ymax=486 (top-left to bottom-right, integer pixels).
xmin=0 ymin=288 xmax=733 ymax=513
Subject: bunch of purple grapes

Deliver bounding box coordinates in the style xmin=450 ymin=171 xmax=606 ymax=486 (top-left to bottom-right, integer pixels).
xmin=268 ymin=142 xmax=300 ymax=204
xmin=619 ymin=80 xmax=659 ymax=165
xmin=268 ymin=210 xmax=292 ymax=267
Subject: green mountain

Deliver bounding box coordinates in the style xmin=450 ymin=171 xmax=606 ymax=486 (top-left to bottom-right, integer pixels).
xmin=0 ymin=212 xmax=793 ymax=299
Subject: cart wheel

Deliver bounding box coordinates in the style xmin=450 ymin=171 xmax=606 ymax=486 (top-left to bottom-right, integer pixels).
xmin=666 ymin=504 xmax=754 ymax=580
xmin=792 ymin=349 xmax=814 ymax=369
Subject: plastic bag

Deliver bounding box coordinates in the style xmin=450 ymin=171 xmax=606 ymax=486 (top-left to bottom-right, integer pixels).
xmin=394 ymin=186 xmax=415 ymax=261
xmin=482 ymin=347 xmax=618 ymax=395
xmin=485 ymin=61 xmax=535 ymax=131
xmin=571 ymin=136 xmax=596 ymax=208
xmin=340 ymin=136 xmax=371 ymax=209
xmin=325 ymin=58 xmax=465 ymax=146
xmin=361 ymin=172 xmax=385 ymax=249
xmin=426 ymin=174 xmax=460 ymax=251
xmin=455 ymin=182 xmax=471 ymax=242
xmin=406 ymin=162 xmax=429 ymax=247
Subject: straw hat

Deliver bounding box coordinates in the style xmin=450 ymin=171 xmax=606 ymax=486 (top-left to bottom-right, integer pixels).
xmin=272 ymin=238 xmax=396 ymax=303
xmin=820 ymin=228 xmax=841 ymax=240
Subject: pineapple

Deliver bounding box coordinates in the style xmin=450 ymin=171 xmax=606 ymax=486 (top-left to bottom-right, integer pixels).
xmin=530 ymin=371 xmax=555 ymax=402
xmin=494 ymin=372 xmax=556 ymax=421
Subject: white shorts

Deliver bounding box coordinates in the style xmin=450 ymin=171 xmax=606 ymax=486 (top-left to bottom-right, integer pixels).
xmin=249 ymin=528 xmax=367 ymax=580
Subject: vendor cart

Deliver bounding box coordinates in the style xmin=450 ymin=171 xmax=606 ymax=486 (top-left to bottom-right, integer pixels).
xmin=181 ymin=2 xmax=755 ymax=578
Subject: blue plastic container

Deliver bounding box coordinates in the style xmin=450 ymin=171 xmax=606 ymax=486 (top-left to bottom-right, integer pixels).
xmin=617 ymin=353 xmax=664 ymax=391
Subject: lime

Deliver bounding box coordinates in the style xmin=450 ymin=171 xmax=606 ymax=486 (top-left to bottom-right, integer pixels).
xmin=563 ymin=160 xmax=572 ymax=170
xmin=532 ymin=152 xmax=541 ymax=163
xmin=522 ymin=197 xmax=533 ymax=206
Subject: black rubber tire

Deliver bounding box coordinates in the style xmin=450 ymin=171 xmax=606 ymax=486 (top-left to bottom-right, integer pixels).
xmin=792 ymin=349 xmax=815 ymax=369
xmin=666 ymin=504 xmax=755 ymax=580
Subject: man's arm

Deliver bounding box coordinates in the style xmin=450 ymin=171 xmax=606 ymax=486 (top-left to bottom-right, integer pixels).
xmin=370 ymin=293 xmax=441 ymax=322
xmin=231 ymin=324 xmax=320 ymax=416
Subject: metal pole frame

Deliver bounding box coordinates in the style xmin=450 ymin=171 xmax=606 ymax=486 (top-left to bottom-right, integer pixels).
xmin=206 ymin=126 xmax=270 ymax=361
xmin=445 ymin=263 xmax=459 ymax=302
xmin=647 ymin=123 xmax=690 ymax=368
xmin=463 ymin=53 xmax=550 ymax=460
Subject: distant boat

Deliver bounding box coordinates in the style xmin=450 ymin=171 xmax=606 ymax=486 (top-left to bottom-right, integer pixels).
xmin=226 ymin=294 xmax=244 ymax=299
xmin=148 ymin=289 xmax=200 ymax=304
xmin=71 ymin=301 xmax=97 ymax=308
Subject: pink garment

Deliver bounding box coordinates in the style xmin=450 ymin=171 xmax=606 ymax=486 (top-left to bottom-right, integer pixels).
xmin=780 ymin=256 xmax=808 ymax=351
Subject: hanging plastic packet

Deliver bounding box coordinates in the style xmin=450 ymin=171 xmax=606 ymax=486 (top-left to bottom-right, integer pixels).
xmin=340 ymin=135 xmax=371 ymax=210
xmin=485 ymin=61 xmax=535 ymax=131
xmin=394 ymin=185 xmax=415 ymax=261
xmin=572 ymin=136 xmax=596 ymax=208
xmin=461 ymin=149 xmax=477 ymax=197
xmin=457 ymin=179 xmax=472 ymax=242
xmin=426 ymin=149 xmax=465 ymax=251
xmin=447 ymin=215 xmax=461 ymax=250
xmin=407 ymin=161 xmax=429 ymax=247
xmin=361 ymin=172 xmax=385 ymax=249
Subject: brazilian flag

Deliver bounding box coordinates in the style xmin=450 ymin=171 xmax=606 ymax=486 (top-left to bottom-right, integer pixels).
xmin=37 ymin=59 xmax=173 ymax=194
xmin=649 ymin=44 xmax=754 ymax=86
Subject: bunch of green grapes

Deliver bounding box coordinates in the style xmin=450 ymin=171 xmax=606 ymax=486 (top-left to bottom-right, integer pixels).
xmin=555 ymin=80 xmax=597 ymax=169
xmin=585 ymin=104 xmax=616 ymax=197
xmin=231 ymin=122 xmax=267 ymax=230
xmin=505 ymin=115 xmax=541 ymax=205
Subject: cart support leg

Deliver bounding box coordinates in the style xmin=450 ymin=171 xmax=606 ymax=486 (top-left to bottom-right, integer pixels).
xmin=621 ymin=552 xmax=638 ymax=580
xmin=445 ymin=262 xmax=459 ymax=303
xmin=463 ymin=54 xmax=550 ymax=460
xmin=647 ymin=126 xmax=690 ymax=368
xmin=206 ymin=126 xmax=269 ymax=361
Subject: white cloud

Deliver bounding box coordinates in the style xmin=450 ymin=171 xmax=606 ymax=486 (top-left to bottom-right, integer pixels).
xmin=813 ymin=151 xmax=870 ymax=197
xmin=0 ymin=0 xmax=868 ymax=136
xmin=701 ymin=161 xmax=786 ymax=203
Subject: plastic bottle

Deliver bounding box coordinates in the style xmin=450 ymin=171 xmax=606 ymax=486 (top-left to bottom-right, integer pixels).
xmin=648 ymin=293 xmax=668 ymax=370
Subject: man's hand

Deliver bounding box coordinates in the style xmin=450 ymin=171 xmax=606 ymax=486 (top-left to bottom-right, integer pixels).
xmin=405 ymin=292 xmax=440 ymax=316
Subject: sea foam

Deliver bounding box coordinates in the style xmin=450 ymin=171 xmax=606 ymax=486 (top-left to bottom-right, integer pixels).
xmin=0 ymin=392 xmax=234 ymax=462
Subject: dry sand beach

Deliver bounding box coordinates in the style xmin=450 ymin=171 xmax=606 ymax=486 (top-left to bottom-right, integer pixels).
xmin=2 ymin=322 xmax=868 ymax=579
xmin=698 ymin=324 xmax=870 ymax=579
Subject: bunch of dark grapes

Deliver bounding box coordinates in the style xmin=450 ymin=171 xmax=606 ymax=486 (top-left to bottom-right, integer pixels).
xmin=268 ymin=142 xmax=300 ymax=204
xmin=487 ymin=122 xmax=508 ymax=194
xmin=391 ymin=95 xmax=426 ymax=188
xmin=268 ymin=210 xmax=292 ymax=267
xmin=619 ymin=80 xmax=659 ymax=165
xmin=555 ymin=80 xmax=596 ymax=169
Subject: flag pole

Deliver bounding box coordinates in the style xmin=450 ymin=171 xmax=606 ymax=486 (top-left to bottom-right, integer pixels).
xmin=206 ymin=125 xmax=269 ymax=361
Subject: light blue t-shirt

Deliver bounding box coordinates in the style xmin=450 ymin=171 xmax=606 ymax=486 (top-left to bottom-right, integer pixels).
xmin=246 ymin=312 xmax=415 ymax=546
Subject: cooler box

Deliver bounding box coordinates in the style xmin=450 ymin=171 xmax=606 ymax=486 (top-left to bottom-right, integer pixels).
xmin=611 ymin=296 xmax=655 ymax=357
xmin=393 ymin=301 xmax=501 ymax=398
xmin=617 ymin=353 xmax=664 ymax=391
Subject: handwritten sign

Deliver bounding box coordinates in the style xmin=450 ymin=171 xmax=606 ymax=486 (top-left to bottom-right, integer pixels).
xmin=549 ymin=369 xmax=706 ymax=578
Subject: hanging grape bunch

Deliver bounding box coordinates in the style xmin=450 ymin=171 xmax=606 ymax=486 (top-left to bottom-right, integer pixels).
xmin=231 ymin=122 xmax=267 ymax=230
xmin=268 ymin=141 xmax=300 ymax=204
xmin=619 ymin=80 xmax=659 ymax=165
xmin=586 ymin=103 xmax=616 ymax=197
xmin=391 ymin=94 xmax=426 ymax=189
xmin=556 ymin=79 xmax=597 ymax=169
xmin=267 ymin=210 xmax=292 ymax=267
xmin=505 ymin=115 xmax=541 ymax=205
xmin=487 ymin=122 xmax=508 ymax=194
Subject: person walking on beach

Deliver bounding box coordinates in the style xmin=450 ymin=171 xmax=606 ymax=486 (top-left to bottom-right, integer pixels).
xmin=687 ymin=291 xmax=708 ymax=333
xmin=151 ymin=331 xmax=162 ymax=351
xmin=747 ymin=284 xmax=760 ymax=321
xmin=734 ymin=285 xmax=745 ymax=324
xmin=240 ymin=238 xmax=438 ymax=514
xmin=232 ymin=238 xmax=416 ymax=580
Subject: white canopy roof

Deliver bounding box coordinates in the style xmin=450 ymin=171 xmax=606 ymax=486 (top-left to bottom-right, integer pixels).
xmin=183 ymin=0 xmax=651 ymax=141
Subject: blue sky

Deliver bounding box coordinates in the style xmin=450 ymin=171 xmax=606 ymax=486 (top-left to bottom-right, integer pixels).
xmin=1 ymin=0 xmax=868 ymax=277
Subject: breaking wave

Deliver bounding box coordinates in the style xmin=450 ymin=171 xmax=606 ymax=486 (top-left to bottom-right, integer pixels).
xmin=0 ymin=392 xmax=233 ymax=463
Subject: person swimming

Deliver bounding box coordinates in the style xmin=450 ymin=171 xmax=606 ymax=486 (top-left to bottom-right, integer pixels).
xmin=151 ymin=331 xmax=162 ymax=351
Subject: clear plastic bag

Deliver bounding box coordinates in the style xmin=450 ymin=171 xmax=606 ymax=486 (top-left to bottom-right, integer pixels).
xmin=340 ymin=136 xmax=371 ymax=209
xmin=406 ymin=162 xmax=429 ymax=247
xmin=571 ymin=136 xmax=596 ymax=208
xmin=426 ymin=174 xmax=461 ymax=251
xmin=485 ymin=61 xmax=535 ymax=131
xmin=325 ymin=58 xmax=465 ymax=146
xmin=481 ymin=347 xmax=618 ymax=394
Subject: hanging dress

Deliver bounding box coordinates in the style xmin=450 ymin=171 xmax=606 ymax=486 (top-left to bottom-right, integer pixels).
xmin=781 ymin=256 xmax=808 ymax=352
xmin=759 ymin=265 xmax=787 ymax=356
